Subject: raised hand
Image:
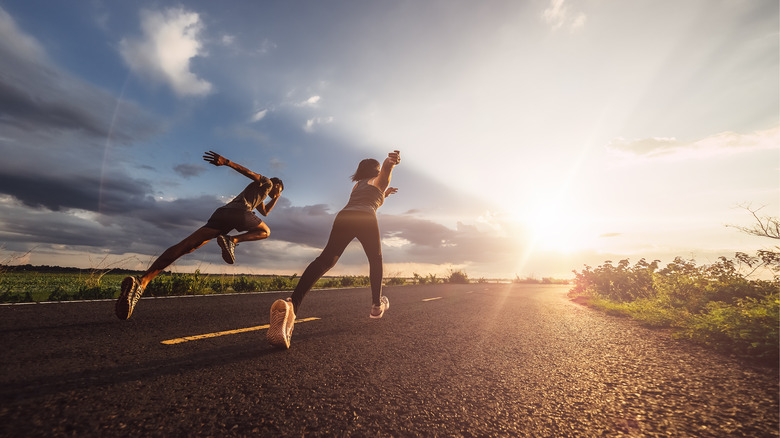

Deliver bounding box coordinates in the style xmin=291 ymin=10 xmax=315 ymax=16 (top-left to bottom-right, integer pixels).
xmin=203 ymin=150 xmax=227 ymax=166
xmin=387 ymin=150 xmax=401 ymax=165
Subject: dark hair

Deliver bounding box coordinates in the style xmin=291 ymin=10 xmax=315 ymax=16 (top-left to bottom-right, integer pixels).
xmin=350 ymin=159 xmax=380 ymax=182
xmin=270 ymin=177 xmax=284 ymax=191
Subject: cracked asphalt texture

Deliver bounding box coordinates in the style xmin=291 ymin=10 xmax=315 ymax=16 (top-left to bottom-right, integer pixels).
xmin=1 ymin=283 xmax=777 ymax=436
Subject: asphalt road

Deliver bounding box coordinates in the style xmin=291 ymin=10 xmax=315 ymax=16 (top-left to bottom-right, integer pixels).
xmin=1 ymin=284 xmax=777 ymax=437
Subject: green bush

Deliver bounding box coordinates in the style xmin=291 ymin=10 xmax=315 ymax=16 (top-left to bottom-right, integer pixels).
xmin=677 ymin=293 xmax=779 ymax=362
xmin=268 ymin=275 xmax=294 ymax=290
xmin=209 ymin=277 xmax=229 ymax=293
xmin=146 ymin=271 xmax=209 ymax=296
xmin=447 ymin=270 xmax=469 ymax=284
xmin=385 ymin=277 xmax=406 ymax=286
xmin=73 ymin=286 xmax=115 ymax=300
xmin=3 ymin=289 xmax=34 ymax=303
xmin=322 ymin=278 xmax=341 ymax=288
xmin=231 ymin=276 xmax=259 ymax=292
xmin=571 ymin=253 xmax=779 ymax=363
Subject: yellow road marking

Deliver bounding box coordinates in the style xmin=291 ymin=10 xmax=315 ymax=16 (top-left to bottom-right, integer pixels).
xmin=422 ymin=297 xmax=442 ymax=302
xmin=161 ymin=317 xmax=321 ymax=345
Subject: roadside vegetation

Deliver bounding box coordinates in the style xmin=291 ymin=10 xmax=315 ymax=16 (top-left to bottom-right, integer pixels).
xmin=569 ymin=208 xmax=779 ymax=365
xmin=0 ymin=265 xmax=490 ymax=303
xmin=514 ymin=276 xmax=570 ymax=285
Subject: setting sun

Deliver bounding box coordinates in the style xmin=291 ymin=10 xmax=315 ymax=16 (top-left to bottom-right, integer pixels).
xmin=522 ymin=205 xmax=599 ymax=254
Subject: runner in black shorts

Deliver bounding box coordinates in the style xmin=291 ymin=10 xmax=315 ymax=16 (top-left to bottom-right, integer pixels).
xmin=115 ymin=151 xmax=284 ymax=320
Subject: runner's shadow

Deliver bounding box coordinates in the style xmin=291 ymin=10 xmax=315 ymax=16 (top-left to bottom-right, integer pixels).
xmin=0 ymin=319 xmax=121 ymax=335
xmin=0 ymin=342 xmax=283 ymax=403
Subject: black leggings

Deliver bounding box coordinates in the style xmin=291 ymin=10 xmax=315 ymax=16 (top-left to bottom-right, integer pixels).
xmin=290 ymin=210 xmax=382 ymax=313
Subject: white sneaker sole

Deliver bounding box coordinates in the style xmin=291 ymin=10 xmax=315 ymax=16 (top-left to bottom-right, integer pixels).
xmin=115 ymin=276 xmax=139 ymax=320
xmin=217 ymin=235 xmax=235 ymax=264
xmin=267 ymin=299 xmax=292 ymax=348
xmin=370 ymin=296 xmax=390 ymax=319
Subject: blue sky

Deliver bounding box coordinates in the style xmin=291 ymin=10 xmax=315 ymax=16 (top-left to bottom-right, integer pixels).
xmin=0 ymin=0 xmax=777 ymax=279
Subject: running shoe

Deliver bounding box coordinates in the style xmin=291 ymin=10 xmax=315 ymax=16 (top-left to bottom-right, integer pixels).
xmin=115 ymin=276 xmax=144 ymax=320
xmin=267 ymin=299 xmax=295 ymax=349
xmin=284 ymin=298 xmax=296 ymax=342
xmin=370 ymin=295 xmax=390 ymax=319
xmin=217 ymin=235 xmax=236 ymax=264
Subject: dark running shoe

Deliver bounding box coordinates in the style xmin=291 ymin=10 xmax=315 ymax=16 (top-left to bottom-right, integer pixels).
xmin=217 ymin=235 xmax=236 ymax=264
xmin=267 ymin=299 xmax=295 ymax=349
xmin=370 ymin=295 xmax=390 ymax=319
xmin=115 ymin=276 xmax=144 ymax=320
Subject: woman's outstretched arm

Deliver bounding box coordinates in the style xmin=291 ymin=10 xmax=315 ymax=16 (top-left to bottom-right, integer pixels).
xmin=203 ymin=150 xmax=266 ymax=183
xmin=370 ymin=150 xmax=401 ymax=193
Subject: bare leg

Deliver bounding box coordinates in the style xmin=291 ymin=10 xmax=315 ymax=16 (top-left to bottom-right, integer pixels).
xmin=138 ymin=226 xmax=222 ymax=288
xmin=229 ymin=222 xmax=271 ymax=245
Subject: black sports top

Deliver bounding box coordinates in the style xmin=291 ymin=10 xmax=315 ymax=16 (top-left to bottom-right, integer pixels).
xmin=222 ymin=176 xmax=273 ymax=211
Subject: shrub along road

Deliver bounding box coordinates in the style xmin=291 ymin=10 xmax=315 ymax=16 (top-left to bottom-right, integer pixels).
xmin=1 ymin=284 xmax=777 ymax=436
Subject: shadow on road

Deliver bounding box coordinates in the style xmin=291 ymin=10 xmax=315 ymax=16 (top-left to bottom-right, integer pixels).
xmin=2 ymin=341 xmax=280 ymax=402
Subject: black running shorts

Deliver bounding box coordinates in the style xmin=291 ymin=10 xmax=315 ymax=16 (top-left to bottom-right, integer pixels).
xmin=204 ymin=207 xmax=263 ymax=234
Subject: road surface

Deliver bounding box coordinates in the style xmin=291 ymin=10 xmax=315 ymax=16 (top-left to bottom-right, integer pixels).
xmin=1 ymin=284 xmax=777 ymax=436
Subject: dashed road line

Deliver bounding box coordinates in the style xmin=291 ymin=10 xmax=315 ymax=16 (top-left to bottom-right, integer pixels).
xmin=161 ymin=317 xmax=320 ymax=345
xmin=422 ymin=297 xmax=443 ymax=302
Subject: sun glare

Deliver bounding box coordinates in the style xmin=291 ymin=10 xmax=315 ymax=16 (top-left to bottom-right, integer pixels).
xmin=514 ymin=203 xmax=598 ymax=254
xmin=530 ymin=215 xmax=588 ymax=253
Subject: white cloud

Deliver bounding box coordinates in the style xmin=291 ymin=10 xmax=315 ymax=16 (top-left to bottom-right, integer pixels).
xmin=570 ymin=13 xmax=587 ymax=30
xmin=221 ymin=34 xmax=235 ymax=46
xmin=250 ymin=109 xmax=268 ymax=122
xmin=297 ymin=95 xmax=321 ymax=107
xmin=256 ymin=38 xmax=277 ymax=55
xmin=541 ymin=0 xmax=586 ymax=32
xmin=607 ymin=126 xmax=780 ymax=161
xmin=120 ymin=7 xmax=212 ymax=97
xmin=303 ymin=116 xmax=334 ymax=133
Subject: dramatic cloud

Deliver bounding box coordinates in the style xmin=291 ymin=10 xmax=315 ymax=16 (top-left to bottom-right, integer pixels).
xmin=0 ymin=171 xmax=144 ymax=213
xmin=173 ymin=163 xmax=206 ymax=179
xmin=120 ymin=7 xmax=212 ymax=97
xmin=264 ymin=205 xmax=528 ymax=271
xmin=0 ymin=7 xmax=158 ymax=143
xmin=0 ymin=5 xmax=162 ymax=225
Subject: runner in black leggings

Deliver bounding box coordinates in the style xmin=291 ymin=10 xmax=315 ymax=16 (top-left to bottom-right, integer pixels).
xmin=266 ymin=150 xmax=401 ymax=348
